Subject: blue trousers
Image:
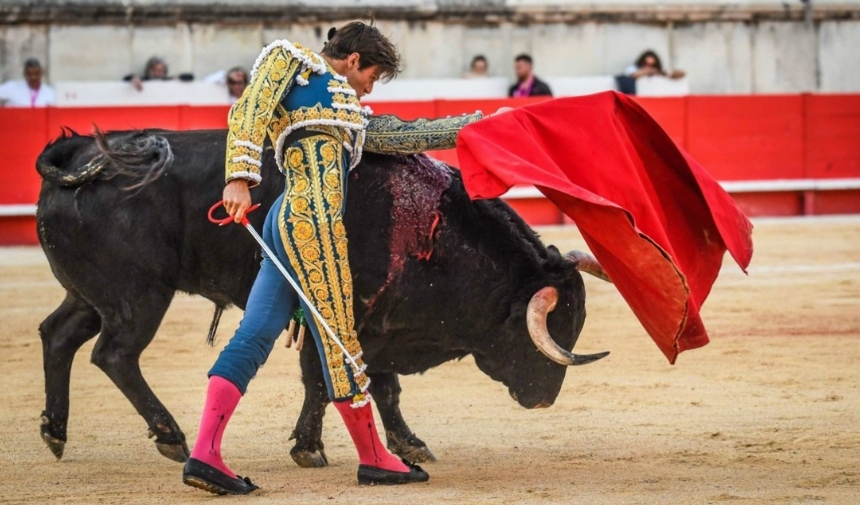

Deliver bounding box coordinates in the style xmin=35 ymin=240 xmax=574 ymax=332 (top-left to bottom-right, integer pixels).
xmin=208 ymin=193 xmax=304 ymax=392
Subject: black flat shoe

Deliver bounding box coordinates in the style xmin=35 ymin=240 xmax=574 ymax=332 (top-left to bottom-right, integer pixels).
xmin=182 ymin=457 xmax=259 ymax=495
xmin=357 ymin=460 xmax=430 ymax=486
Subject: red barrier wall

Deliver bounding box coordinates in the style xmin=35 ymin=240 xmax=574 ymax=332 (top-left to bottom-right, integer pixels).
xmin=804 ymin=95 xmax=860 ymax=178
xmin=685 ymin=95 xmax=806 ymax=181
xmin=1 ymin=109 xmax=47 ymax=204
xmin=2 ymin=94 xmax=859 ymax=245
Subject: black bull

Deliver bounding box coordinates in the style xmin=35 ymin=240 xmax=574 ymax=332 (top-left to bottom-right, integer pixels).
xmin=35 ymin=128 xmax=608 ymax=467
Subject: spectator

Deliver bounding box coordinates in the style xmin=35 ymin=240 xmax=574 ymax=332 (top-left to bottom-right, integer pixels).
xmin=225 ymin=67 xmax=248 ymax=102
xmin=617 ymin=50 xmax=685 ymax=95
xmin=203 ymin=66 xmax=249 ymax=103
xmin=464 ymin=55 xmax=488 ymax=78
xmin=125 ymin=56 xmax=174 ymax=91
xmin=508 ymin=54 xmax=552 ymax=98
xmin=0 ymin=58 xmax=55 ymax=108
xmin=627 ymin=50 xmax=685 ymax=80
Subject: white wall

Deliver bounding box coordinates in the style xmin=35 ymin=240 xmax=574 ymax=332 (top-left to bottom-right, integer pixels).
xmin=1 ymin=2 xmax=859 ymax=94
xmin=673 ymin=23 xmax=753 ymax=94
xmin=818 ymin=21 xmax=860 ymax=92
xmin=0 ymin=25 xmax=48 ymax=82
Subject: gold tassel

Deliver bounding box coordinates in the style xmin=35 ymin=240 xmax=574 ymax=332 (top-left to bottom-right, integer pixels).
xmin=285 ymin=319 xmax=296 ymax=348
xmin=296 ymin=324 xmax=306 ymax=351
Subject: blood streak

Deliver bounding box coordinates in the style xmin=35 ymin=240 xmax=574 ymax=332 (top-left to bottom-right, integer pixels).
xmin=365 ymin=154 xmax=452 ymax=312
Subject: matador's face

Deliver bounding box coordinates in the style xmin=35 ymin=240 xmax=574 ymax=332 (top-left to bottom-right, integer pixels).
xmin=342 ymin=53 xmax=380 ymax=98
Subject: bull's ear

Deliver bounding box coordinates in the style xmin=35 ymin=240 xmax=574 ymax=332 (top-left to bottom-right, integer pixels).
xmin=545 ymin=245 xmax=563 ymax=261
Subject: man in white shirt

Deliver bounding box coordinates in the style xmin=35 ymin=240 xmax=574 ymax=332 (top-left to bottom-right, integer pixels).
xmin=0 ymin=58 xmax=56 ymax=107
xmin=202 ymin=66 xmax=249 ymax=104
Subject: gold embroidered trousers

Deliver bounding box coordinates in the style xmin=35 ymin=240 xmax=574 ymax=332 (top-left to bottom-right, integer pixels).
xmin=278 ymin=133 xmax=369 ymax=402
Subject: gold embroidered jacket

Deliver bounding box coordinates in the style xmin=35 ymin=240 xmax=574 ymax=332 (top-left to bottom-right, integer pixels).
xmin=225 ymin=39 xmax=482 ymax=186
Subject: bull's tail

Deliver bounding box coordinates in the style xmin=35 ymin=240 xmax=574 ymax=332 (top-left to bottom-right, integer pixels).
xmin=36 ymin=129 xmax=106 ymax=187
xmin=36 ymin=128 xmax=174 ymax=191
xmin=92 ymin=127 xmax=174 ymax=192
xmin=207 ymin=304 xmax=226 ymax=347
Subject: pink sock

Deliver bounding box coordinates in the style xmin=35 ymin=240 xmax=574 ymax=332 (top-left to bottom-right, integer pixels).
xmin=334 ymin=400 xmax=410 ymax=473
xmin=189 ymin=375 xmax=242 ymax=477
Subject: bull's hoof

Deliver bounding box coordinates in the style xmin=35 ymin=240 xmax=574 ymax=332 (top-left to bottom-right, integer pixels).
xmin=41 ymin=430 xmax=66 ymax=460
xmin=290 ymin=446 xmax=329 ymax=468
xmin=40 ymin=415 xmax=65 ymax=460
xmin=393 ymin=444 xmax=436 ymax=464
xmin=155 ymin=440 xmax=189 ymax=462
xmin=386 ymin=432 xmax=436 ymax=464
xmin=148 ymin=428 xmax=189 ymax=462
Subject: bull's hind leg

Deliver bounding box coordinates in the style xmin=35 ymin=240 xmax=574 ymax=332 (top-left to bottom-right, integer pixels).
xmin=89 ymin=289 xmax=190 ymax=462
xmin=290 ymin=336 xmax=330 ymax=468
xmin=369 ymin=372 xmax=437 ymax=464
xmin=40 ymin=291 xmax=102 ymax=460
xmin=289 ymin=338 xmax=435 ymax=467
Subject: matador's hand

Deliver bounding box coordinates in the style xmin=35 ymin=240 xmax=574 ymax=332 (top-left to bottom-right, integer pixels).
xmin=223 ymin=179 xmax=253 ymax=223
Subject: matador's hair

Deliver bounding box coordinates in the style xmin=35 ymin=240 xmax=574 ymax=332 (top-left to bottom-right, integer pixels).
xmin=322 ymin=20 xmax=401 ymax=82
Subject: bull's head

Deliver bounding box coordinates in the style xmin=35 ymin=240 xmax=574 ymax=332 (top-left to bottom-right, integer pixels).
xmin=471 ymin=247 xmax=609 ymax=409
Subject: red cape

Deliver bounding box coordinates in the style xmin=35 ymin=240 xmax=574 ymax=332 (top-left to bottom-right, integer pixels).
xmin=456 ymin=91 xmax=753 ymax=363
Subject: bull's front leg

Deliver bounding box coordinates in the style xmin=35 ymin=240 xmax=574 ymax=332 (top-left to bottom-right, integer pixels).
xmin=368 ymin=372 xmax=437 ymax=464
xmin=290 ymin=336 xmax=330 ymax=468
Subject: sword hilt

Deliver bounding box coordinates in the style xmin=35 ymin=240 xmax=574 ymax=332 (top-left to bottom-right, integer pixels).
xmin=207 ymin=199 xmax=364 ymax=375
xmin=207 ymin=200 xmax=261 ymax=226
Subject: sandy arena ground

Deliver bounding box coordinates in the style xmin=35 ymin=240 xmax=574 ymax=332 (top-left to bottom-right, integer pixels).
xmin=0 ymin=216 xmax=858 ymax=504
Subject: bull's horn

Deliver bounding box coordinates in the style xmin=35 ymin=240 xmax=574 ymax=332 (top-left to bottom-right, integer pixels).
xmin=565 ymin=250 xmax=612 ymax=283
xmin=526 ymin=287 xmax=609 ymax=366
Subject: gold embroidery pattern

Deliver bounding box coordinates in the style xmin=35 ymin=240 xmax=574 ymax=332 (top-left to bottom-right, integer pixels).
xmin=225 ymin=40 xmax=372 ymax=186
xmin=289 ymin=103 xmax=363 ymax=129
xmin=271 ymin=99 xmax=367 ymax=175
xmin=277 ymin=134 xmax=368 ymax=400
xmin=363 ymin=112 xmax=484 ymax=155
xmin=226 ymin=45 xmax=300 ymax=184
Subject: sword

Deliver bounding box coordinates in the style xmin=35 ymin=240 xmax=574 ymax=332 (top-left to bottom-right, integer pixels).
xmin=207 ymin=200 xmax=363 ymax=375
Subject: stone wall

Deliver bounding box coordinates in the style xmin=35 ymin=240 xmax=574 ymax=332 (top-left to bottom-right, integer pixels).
xmin=1 ymin=1 xmax=859 ymax=94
